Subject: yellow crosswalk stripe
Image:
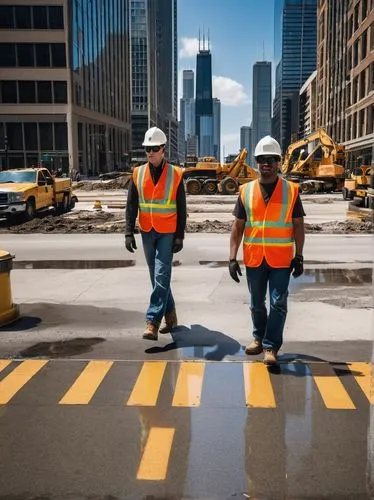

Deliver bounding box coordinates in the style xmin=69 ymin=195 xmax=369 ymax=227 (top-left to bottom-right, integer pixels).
xmin=127 ymin=361 xmax=167 ymax=406
xmin=59 ymin=360 xmax=113 ymax=405
xmin=0 ymin=360 xmax=12 ymax=373
xmin=309 ymin=363 xmax=356 ymax=409
xmin=243 ymin=362 xmax=276 ymax=408
xmin=172 ymin=361 xmax=205 ymax=407
xmin=348 ymin=362 xmax=373 ymax=404
xmin=136 ymin=427 xmax=175 ymax=481
xmin=0 ymin=360 xmax=48 ymax=404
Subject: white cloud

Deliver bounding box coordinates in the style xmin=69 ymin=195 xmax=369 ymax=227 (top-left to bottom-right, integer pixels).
xmin=212 ymin=76 xmax=249 ymax=107
xmin=179 ymin=37 xmax=199 ymax=58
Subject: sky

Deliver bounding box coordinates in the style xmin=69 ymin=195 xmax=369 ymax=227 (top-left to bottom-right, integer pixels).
xmin=178 ymin=0 xmax=275 ymax=156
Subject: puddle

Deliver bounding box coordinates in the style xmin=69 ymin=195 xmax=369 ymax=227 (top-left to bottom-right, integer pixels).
xmin=199 ymin=261 xmax=372 ymax=285
xmin=13 ymin=260 xmax=136 ymax=269
xmin=18 ymin=337 xmax=106 ymax=358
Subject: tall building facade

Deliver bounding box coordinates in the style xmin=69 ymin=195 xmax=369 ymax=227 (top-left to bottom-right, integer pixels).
xmin=213 ymin=97 xmax=221 ymax=161
xmin=240 ymin=125 xmax=252 ymax=162
xmin=130 ymin=0 xmax=178 ymax=164
xmin=195 ymin=41 xmax=213 ymax=157
xmin=273 ymin=0 xmax=317 ymax=151
xmin=0 ymin=1 xmax=131 ymax=175
xmin=299 ymin=70 xmax=317 ymax=138
xmin=317 ymin=0 xmax=373 ymax=167
xmin=252 ymin=61 xmax=272 ymax=157
xmin=180 ymin=69 xmax=197 ymax=160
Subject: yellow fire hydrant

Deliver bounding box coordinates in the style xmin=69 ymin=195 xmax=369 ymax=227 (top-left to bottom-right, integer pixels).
xmin=0 ymin=250 xmax=19 ymax=327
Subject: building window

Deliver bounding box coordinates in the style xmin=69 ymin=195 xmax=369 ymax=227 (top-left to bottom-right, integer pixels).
xmin=48 ymin=6 xmax=64 ymax=29
xmin=1 ymin=81 xmax=17 ymax=103
xmin=15 ymin=6 xmax=32 ymax=29
xmin=0 ymin=44 xmax=16 ymax=67
xmin=54 ymin=123 xmax=68 ymax=150
xmin=53 ymin=81 xmax=67 ymax=103
xmin=35 ymin=44 xmax=51 ymax=67
xmin=19 ymin=81 xmax=36 ymax=103
xmin=24 ymin=123 xmax=38 ymax=150
xmin=0 ymin=6 xmax=14 ymax=28
xmin=51 ymin=44 xmax=66 ymax=67
xmin=6 ymin=123 xmax=23 ymax=150
xmin=37 ymin=81 xmax=52 ymax=103
xmin=362 ymin=30 xmax=368 ymax=60
xmin=39 ymin=123 xmax=53 ymax=150
xmin=33 ymin=6 xmax=48 ymax=29
xmin=17 ymin=43 xmax=35 ymax=67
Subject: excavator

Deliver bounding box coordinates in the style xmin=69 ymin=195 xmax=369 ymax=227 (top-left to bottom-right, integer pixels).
xmin=182 ymin=148 xmax=258 ymax=195
xmin=281 ymin=128 xmax=345 ymax=193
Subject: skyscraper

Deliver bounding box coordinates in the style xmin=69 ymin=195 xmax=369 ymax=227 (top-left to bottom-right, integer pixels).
xmin=240 ymin=126 xmax=252 ymax=163
xmin=273 ymin=0 xmax=317 ymax=151
xmin=180 ymin=70 xmax=197 ymax=160
xmin=213 ymin=98 xmax=221 ymax=161
xmin=195 ymin=38 xmax=213 ymax=157
xmin=252 ymin=62 xmax=272 ymax=158
xmin=130 ymin=0 xmax=178 ymax=163
xmin=0 ymin=1 xmax=131 ymax=175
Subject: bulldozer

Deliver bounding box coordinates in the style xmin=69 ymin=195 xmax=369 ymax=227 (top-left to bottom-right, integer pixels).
xmin=281 ymin=128 xmax=345 ymax=193
xmin=182 ymin=148 xmax=258 ymax=195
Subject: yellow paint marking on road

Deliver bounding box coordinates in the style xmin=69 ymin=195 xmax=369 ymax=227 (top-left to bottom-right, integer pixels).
xmin=0 ymin=360 xmax=12 ymax=373
xmin=137 ymin=427 xmax=175 ymax=481
xmin=172 ymin=362 xmax=205 ymax=407
xmin=127 ymin=361 xmax=167 ymax=406
xmin=348 ymin=362 xmax=373 ymax=404
xmin=309 ymin=364 xmax=355 ymax=409
xmin=243 ymin=362 xmax=276 ymax=408
xmin=0 ymin=360 xmax=48 ymax=404
xmin=59 ymin=360 xmax=113 ymax=405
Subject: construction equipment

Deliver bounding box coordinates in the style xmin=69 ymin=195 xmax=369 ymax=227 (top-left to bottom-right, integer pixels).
xmin=182 ymin=148 xmax=258 ymax=195
xmin=281 ymin=128 xmax=345 ymax=193
xmin=344 ymin=165 xmax=374 ymax=209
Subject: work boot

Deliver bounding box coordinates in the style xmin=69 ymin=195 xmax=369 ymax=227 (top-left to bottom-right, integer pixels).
xmin=142 ymin=321 xmax=158 ymax=341
xmin=159 ymin=309 xmax=178 ymax=334
xmin=263 ymin=349 xmax=278 ymax=366
xmin=245 ymin=339 xmax=263 ymax=355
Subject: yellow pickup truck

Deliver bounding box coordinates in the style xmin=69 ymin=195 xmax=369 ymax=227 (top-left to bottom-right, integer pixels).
xmin=0 ymin=167 xmax=77 ymax=220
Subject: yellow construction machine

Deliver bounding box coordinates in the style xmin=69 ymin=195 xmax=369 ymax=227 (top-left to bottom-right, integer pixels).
xmin=281 ymin=128 xmax=345 ymax=193
xmin=182 ymin=148 xmax=258 ymax=195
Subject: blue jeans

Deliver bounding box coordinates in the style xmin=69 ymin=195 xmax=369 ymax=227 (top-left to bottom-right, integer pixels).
xmin=246 ymin=260 xmax=291 ymax=351
xmin=141 ymin=229 xmax=175 ymax=325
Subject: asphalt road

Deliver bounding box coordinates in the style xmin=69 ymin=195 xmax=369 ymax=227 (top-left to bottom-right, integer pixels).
xmin=0 ymin=233 xmax=373 ymax=499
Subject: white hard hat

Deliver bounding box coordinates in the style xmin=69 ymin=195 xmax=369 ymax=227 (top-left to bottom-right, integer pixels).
xmin=254 ymin=136 xmax=282 ymax=158
xmin=142 ymin=127 xmax=167 ymax=146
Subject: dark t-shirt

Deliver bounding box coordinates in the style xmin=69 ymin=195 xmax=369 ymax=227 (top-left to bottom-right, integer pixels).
xmin=233 ymin=179 xmax=306 ymax=220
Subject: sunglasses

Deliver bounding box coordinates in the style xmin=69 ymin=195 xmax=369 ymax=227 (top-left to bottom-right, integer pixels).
xmin=256 ymin=156 xmax=280 ymax=165
xmin=145 ymin=145 xmax=163 ymax=153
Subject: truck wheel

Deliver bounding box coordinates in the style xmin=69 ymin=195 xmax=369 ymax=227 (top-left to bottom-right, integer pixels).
xmin=219 ymin=177 xmax=238 ymax=195
xmin=203 ymin=179 xmax=218 ymax=195
xmin=62 ymin=194 xmax=70 ymax=213
xmin=186 ymin=178 xmax=201 ymax=195
xmin=342 ymin=188 xmax=353 ymax=200
xmin=25 ymin=199 xmax=36 ymax=221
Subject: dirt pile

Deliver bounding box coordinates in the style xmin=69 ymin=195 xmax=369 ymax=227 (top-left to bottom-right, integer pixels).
xmin=2 ymin=212 xmax=372 ymax=234
xmin=74 ymin=174 xmax=131 ymax=191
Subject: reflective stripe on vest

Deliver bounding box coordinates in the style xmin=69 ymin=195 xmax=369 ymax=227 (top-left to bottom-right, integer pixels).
xmin=137 ymin=163 xmax=176 ymax=213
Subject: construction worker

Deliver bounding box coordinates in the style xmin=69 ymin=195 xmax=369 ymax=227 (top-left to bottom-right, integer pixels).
xmin=125 ymin=127 xmax=187 ymax=340
xmin=229 ymin=136 xmax=305 ymax=365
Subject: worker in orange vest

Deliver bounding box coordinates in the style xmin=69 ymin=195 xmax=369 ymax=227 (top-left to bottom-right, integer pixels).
xmin=229 ymin=136 xmax=305 ymax=365
xmin=125 ymin=127 xmax=187 ymax=340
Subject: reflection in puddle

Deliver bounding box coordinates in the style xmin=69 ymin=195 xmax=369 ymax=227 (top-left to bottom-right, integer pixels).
xmin=13 ymin=260 xmax=135 ymax=269
xmin=18 ymin=337 xmax=105 ymax=358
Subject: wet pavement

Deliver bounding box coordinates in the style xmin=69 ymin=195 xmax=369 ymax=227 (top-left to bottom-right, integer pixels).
xmin=0 ymin=357 xmax=372 ymax=499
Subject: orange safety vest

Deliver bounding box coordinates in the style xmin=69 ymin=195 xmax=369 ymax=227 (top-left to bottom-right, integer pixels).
xmin=133 ymin=162 xmax=183 ymax=233
xmin=240 ymin=177 xmax=299 ymax=268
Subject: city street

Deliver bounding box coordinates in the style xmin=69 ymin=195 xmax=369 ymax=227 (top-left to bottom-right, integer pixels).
xmin=0 ymin=232 xmax=372 ymax=498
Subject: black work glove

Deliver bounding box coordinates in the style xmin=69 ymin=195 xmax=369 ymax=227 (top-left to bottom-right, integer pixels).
xmin=173 ymin=238 xmax=183 ymax=253
xmin=290 ymin=254 xmax=304 ymax=278
xmin=229 ymin=259 xmax=242 ymax=283
xmin=125 ymin=234 xmax=137 ymax=253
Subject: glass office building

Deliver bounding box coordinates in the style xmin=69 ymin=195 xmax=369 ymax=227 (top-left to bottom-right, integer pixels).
xmin=0 ymin=1 xmax=131 ymax=175
xmin=273 ymin=0 xmax=317 ymax=151
xmin=195 ymin=45 xmax=214 ymax=156
xmin=252 ymin=61 xmax=272 ymax=155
